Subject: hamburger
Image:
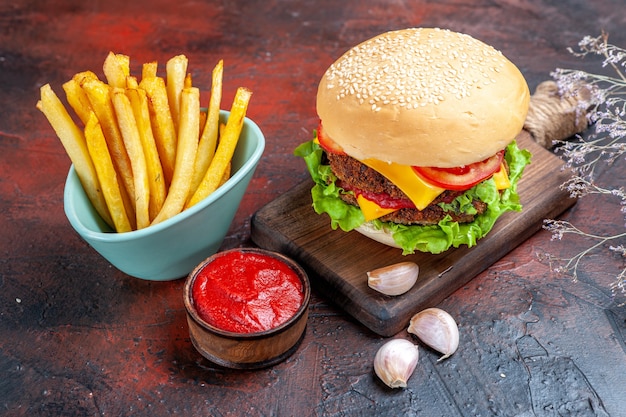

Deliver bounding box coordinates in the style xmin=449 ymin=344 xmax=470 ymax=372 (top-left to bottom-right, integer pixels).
xmin=295 ymin=28 xmax=532 ymax=254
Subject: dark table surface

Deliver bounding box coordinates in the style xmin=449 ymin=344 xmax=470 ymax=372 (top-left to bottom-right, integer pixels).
xmin=2 ymin=1 xmax=626 ymax=416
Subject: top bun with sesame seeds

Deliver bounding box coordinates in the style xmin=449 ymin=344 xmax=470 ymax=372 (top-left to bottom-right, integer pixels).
xmin=316 ymin=27 xmax=530 ymax=167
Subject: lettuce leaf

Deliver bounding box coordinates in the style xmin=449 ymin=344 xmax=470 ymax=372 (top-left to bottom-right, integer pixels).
xmin=294 ymin=138 xmax=532 ymax=254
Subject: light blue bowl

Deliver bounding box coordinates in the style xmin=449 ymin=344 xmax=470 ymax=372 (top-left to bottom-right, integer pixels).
xmin=63 ymin=111 xmax=265 ymax=281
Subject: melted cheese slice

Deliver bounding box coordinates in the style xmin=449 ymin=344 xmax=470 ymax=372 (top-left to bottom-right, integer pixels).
xmin=357 ymin=194 xmax=398 ymax=221
xmin=492 ymin=163 xmax=511 ymax=190
xmin=360 ymin=158 xmax=446 ymax=211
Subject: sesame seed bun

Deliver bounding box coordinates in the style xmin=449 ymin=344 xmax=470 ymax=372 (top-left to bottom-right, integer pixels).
xmin=316 ymin=28 xmax=530 ymax=167
xmin=354 ymin=222 xmax=401 ymax=248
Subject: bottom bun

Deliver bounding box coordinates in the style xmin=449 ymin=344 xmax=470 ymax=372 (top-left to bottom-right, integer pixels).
xmin=355 ymin=222 xmax=401 ymax=249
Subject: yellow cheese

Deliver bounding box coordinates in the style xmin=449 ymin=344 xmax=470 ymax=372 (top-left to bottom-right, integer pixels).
xmin=356 ymin=194 xmax=398 ymax=221
xmin=360 ymin=158 xmax=446 ymax=210
xmin=492 ymin=163 xmax=511 ymax=190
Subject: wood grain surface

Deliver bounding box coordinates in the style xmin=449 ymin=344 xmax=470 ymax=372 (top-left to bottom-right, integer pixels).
xmin=251 ymin=132 xmax=576 ymax=336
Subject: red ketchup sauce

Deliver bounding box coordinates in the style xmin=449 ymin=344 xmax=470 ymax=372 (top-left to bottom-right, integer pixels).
xmin=191 ymin=250 xmax=304 ymax=334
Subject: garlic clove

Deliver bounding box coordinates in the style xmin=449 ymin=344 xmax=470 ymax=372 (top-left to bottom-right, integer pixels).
xmin=373 ymin=338 xmax=419 ymax=389
xmin=367 ymin=262 xmax=419 ymax=296
xmin=407 ymin=307 xmax=459 ymax=361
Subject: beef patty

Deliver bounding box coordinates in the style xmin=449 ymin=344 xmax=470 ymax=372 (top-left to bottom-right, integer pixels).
xmin=326 ymin=152 xmax=488 ymax=225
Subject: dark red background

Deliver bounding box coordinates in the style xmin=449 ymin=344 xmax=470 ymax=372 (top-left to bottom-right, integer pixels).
xmin=1 ymin=1 xmax=625 ymax=415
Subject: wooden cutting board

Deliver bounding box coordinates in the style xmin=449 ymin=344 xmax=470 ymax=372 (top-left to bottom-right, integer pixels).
xmin=250 ymin=131 xmax=576 ymax=336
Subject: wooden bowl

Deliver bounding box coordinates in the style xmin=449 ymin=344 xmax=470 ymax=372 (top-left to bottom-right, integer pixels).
xmin=183 ymin=248 xmax=310 ymax=369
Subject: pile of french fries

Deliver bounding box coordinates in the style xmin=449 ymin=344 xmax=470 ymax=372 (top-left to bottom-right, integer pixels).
xmin=37 ymin=52 xmax=252 ymax=232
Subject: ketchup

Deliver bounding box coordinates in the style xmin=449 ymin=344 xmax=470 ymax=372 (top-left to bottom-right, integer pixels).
xmin=191 ymin=250 xmax=304 ymax=334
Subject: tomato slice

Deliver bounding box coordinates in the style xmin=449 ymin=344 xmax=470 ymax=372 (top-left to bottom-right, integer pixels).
xmin=412 ymin=151 xmax=504 ymax=191
xmin=317 ymin=122 xmax=346 ymax=155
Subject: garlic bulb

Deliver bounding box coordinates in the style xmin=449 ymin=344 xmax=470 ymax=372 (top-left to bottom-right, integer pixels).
xmin=407 ymin=307 xmax=459 ymax=361
xmin=373 ymin=339 xmax=419 ymax=389
xmin=367 ymin=262 xmax=419 ymax=296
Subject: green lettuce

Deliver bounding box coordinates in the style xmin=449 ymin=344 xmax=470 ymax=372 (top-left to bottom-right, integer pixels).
xmin=294 ymin=138 xmax=532 ymax=254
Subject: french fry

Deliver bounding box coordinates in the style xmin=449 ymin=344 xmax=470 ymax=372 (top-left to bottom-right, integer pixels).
xmin=112 ymin=88 xmax=151 ymax=230
xmin=142 ymin=61 xmax=158 ymax=80
xmin=126 ymin=75 xmax=139 ymax=90
xmin=187 ymin=87 xmax=252 ymax=208
xmin=84 ymin=112 xmax=132 ymax=233
xmin=103 ymin=52 xmax=130 ymax=89
xmin=184 ymin=73 xmax=194 ymax=89
xmin=73 ymin=70 xmax=99 ymax=87
xmin=199 ymin=109 xmax=207 ymax=131
xmin=81 ymin=79 xmax=136 ymax=209
xmin=37 ymin=84 xmax=113 ymax=228
xmin=189 ymin=59 xmax=223 ymax=197
xmin=219 ymin=161 xmax=231 ymax=187
xmin=126 ymin=77 xmax=166 ymax=221
xmin=139 ymin=76 xmax=177 ymax=187
xmin=63 ymin=82 xmax=92 ymax=126
xmin=216 ymin=122 xmax=229 ymax=188
xmin=166 ymin=54 xmax=188 ymax=131
xmin=152 ymin=87 xmax=200 ymax=224
xmin=62 ymin=71 xmax=99 ymax=126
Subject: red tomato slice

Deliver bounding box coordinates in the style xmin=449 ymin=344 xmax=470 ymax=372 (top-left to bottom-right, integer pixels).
xmin=412 ymin=151 xmax=504 ymax=191
xmin=317 ymin=122 xmax=346 ymax=155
